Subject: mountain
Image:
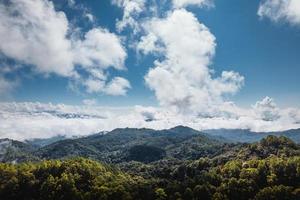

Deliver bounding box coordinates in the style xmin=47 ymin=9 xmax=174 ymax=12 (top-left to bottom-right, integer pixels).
xmin=0 ymin=126 xmax=225 ymax=164
xmin=35 ymin=126 xmax=225 ymax=163
xmin=1 ymin=128 xmax=300 ymax=199
xmin=1 ymin=126 xmax=300 ymax=164
xmin=26 ymin=135 xmax=67 ymax=147
xmin=1 ymin=136 xmax=300 ymax=200
xmin=237 ymin=135 xmax=300 ymax=160
xmin=35 ymin=139 xmax=100 ymax=160
xmin=0 ymin=138 xmax=38 ymax=163
xmin=120 ymin=135 xmax=300 ymax=178
xmin=204 ymin=128 xmax=300 ymax=143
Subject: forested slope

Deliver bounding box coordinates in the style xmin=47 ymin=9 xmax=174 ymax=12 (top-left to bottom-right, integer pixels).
xmin=1 ymin=136 xmax=300 ymax=200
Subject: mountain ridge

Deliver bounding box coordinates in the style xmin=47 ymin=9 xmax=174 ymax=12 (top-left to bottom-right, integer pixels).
xmin=203 ymin=128 xmax=300 ymax=143
xmin=1 ymin=126 xmax=300 ymax=164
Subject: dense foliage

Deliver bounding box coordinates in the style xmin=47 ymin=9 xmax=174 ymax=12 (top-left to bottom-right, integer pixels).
xmin=0 ymin=158 xmax=153 ymax=200
xmin=0 ymin=135 xmax=300 ymax=200
xmin=127 ymin=145 xmax=166 ymax=163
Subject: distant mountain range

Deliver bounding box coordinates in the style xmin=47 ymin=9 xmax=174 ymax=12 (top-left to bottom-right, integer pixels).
xmin=1 ymin=126 xmax=300 ymax=164
xmin=203 ymin=128 xmax=300 ymax=143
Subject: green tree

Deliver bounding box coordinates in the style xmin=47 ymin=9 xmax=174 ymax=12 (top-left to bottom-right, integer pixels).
xmin=155 ymin=188 xmax=167 ymax=200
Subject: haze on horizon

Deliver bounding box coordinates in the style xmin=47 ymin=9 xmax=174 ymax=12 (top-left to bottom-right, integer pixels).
xmin=0 ymin=0 xmax=300 ymax=140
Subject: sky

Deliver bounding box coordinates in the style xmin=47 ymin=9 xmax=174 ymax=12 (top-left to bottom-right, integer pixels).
xmin=0 ymin=0 xmax=300 ymax=140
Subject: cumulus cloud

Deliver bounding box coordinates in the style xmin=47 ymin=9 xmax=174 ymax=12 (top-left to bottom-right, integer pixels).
xmin=137 ymin=33 xmax=162 ymax=54
xmin=82 ymin=76 xmax=130 ymax=95
xmin=113 ymin=1 xmax=244 ymax=116
xmin=139 ymin=9 xmax=244 ymax=115
xmin=172 ymin=0 xmax=213 ymax=8
xmin=0 ymin=0 xmax=73 ymax=76
xmin=253 ymin=96 xmax=280 ymax=121
xmin=73 ymin=28 xmax=127 ymax=70
xmin=104 ymin=77 xmax=131 ymax=96
xmin=258 ymin=0 xmax=300 ymax=25
xmin=112 ymin=0 xmax=146 ymax=33
xmin=0 ymin=0 xmax=130 ymax=96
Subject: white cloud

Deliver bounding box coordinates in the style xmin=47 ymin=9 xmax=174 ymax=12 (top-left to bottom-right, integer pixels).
xmin=84 ymin=78 xmax=105 ymax=94
xmin=112 ymin=0 xmax=146 ymax=33
xmin=253 ymin=96 xmax=280 ymax=121
xmin=172 ymin=0 xmax=213 ymax=8
xmin=137 ymin=33 xmax=162 ymax=54
xmin=287 ymin=108 xmax=300 ymax=124
xmin=140 ymin=9 xmax=244 ymax=115
xmin=0 ymin=0 xmax=130 ymax=96
xmin=135 ymin=106 xmax=158 ymax=121
xmin=85 ymin=13 xmax=94 ymax=22
xmin=83 ymin=76 xmax=131 ymax=96
xmin=0 ymin=0 xmax=74 ymax=76
xmin=112 ymin=0 xmax=213 ymax=34
xmin=104 ymin=77 xmax=131 ymax=96
xmin=82 ymin=99 xmax=97 ymax=106
xmin=258 ymin=0 xmax=300 ymax=25
xmin=0 ymin=101 xmax=300 ymax=140
xmin=73 ymin=28 xmax=127 ymax=70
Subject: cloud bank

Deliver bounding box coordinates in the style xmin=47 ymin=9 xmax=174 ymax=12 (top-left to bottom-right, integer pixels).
xmin=0 ymin=100 xmax=300 ymax=140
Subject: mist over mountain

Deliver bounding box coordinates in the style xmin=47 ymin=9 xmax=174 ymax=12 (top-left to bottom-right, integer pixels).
xmin=1 ymin=102 xmax=300 ymax=141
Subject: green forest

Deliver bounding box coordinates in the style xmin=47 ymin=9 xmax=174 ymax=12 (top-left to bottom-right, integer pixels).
xmin=1 ymin=135 xmax=300 ymax=200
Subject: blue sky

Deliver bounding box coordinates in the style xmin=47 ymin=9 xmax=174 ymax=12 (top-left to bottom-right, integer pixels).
xmin=0 ymin=0 xmax=299 ymax=108
xmin=1 ymin=0 xmax=300 ymax=139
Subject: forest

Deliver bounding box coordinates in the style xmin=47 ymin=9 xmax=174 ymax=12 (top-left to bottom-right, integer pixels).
xmin=1 ymin=134 xmax=300 ymax=200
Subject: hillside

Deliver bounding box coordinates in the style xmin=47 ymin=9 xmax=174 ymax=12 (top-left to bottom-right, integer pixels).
xmin=237 ymin=135 xmax=300 ymax=159
xmin=1 ymin=126 xmax=300 ymax=164
xmin=26 ymin=135 xmax=67 ymax=147
xmin=1 ymin=136 xmax=300 ymax=200
xmin=204 ymin=128 xmax=300 ymax=143
xmin=0 ymin=158 xmax=152 ymax=200
xmin=35 ymin=126 xmax=225 ymax=163
xmin=120 ymin=135 xmax=300 ymax=176
xmin=1 ymin=129 xmax=300 ymax=199
xmin=0 ymin=139 xmax=39 ymax=163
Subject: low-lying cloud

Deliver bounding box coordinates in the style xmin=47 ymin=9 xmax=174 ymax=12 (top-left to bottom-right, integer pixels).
xmin=1 ymin=100 xmax=300 ymax=140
